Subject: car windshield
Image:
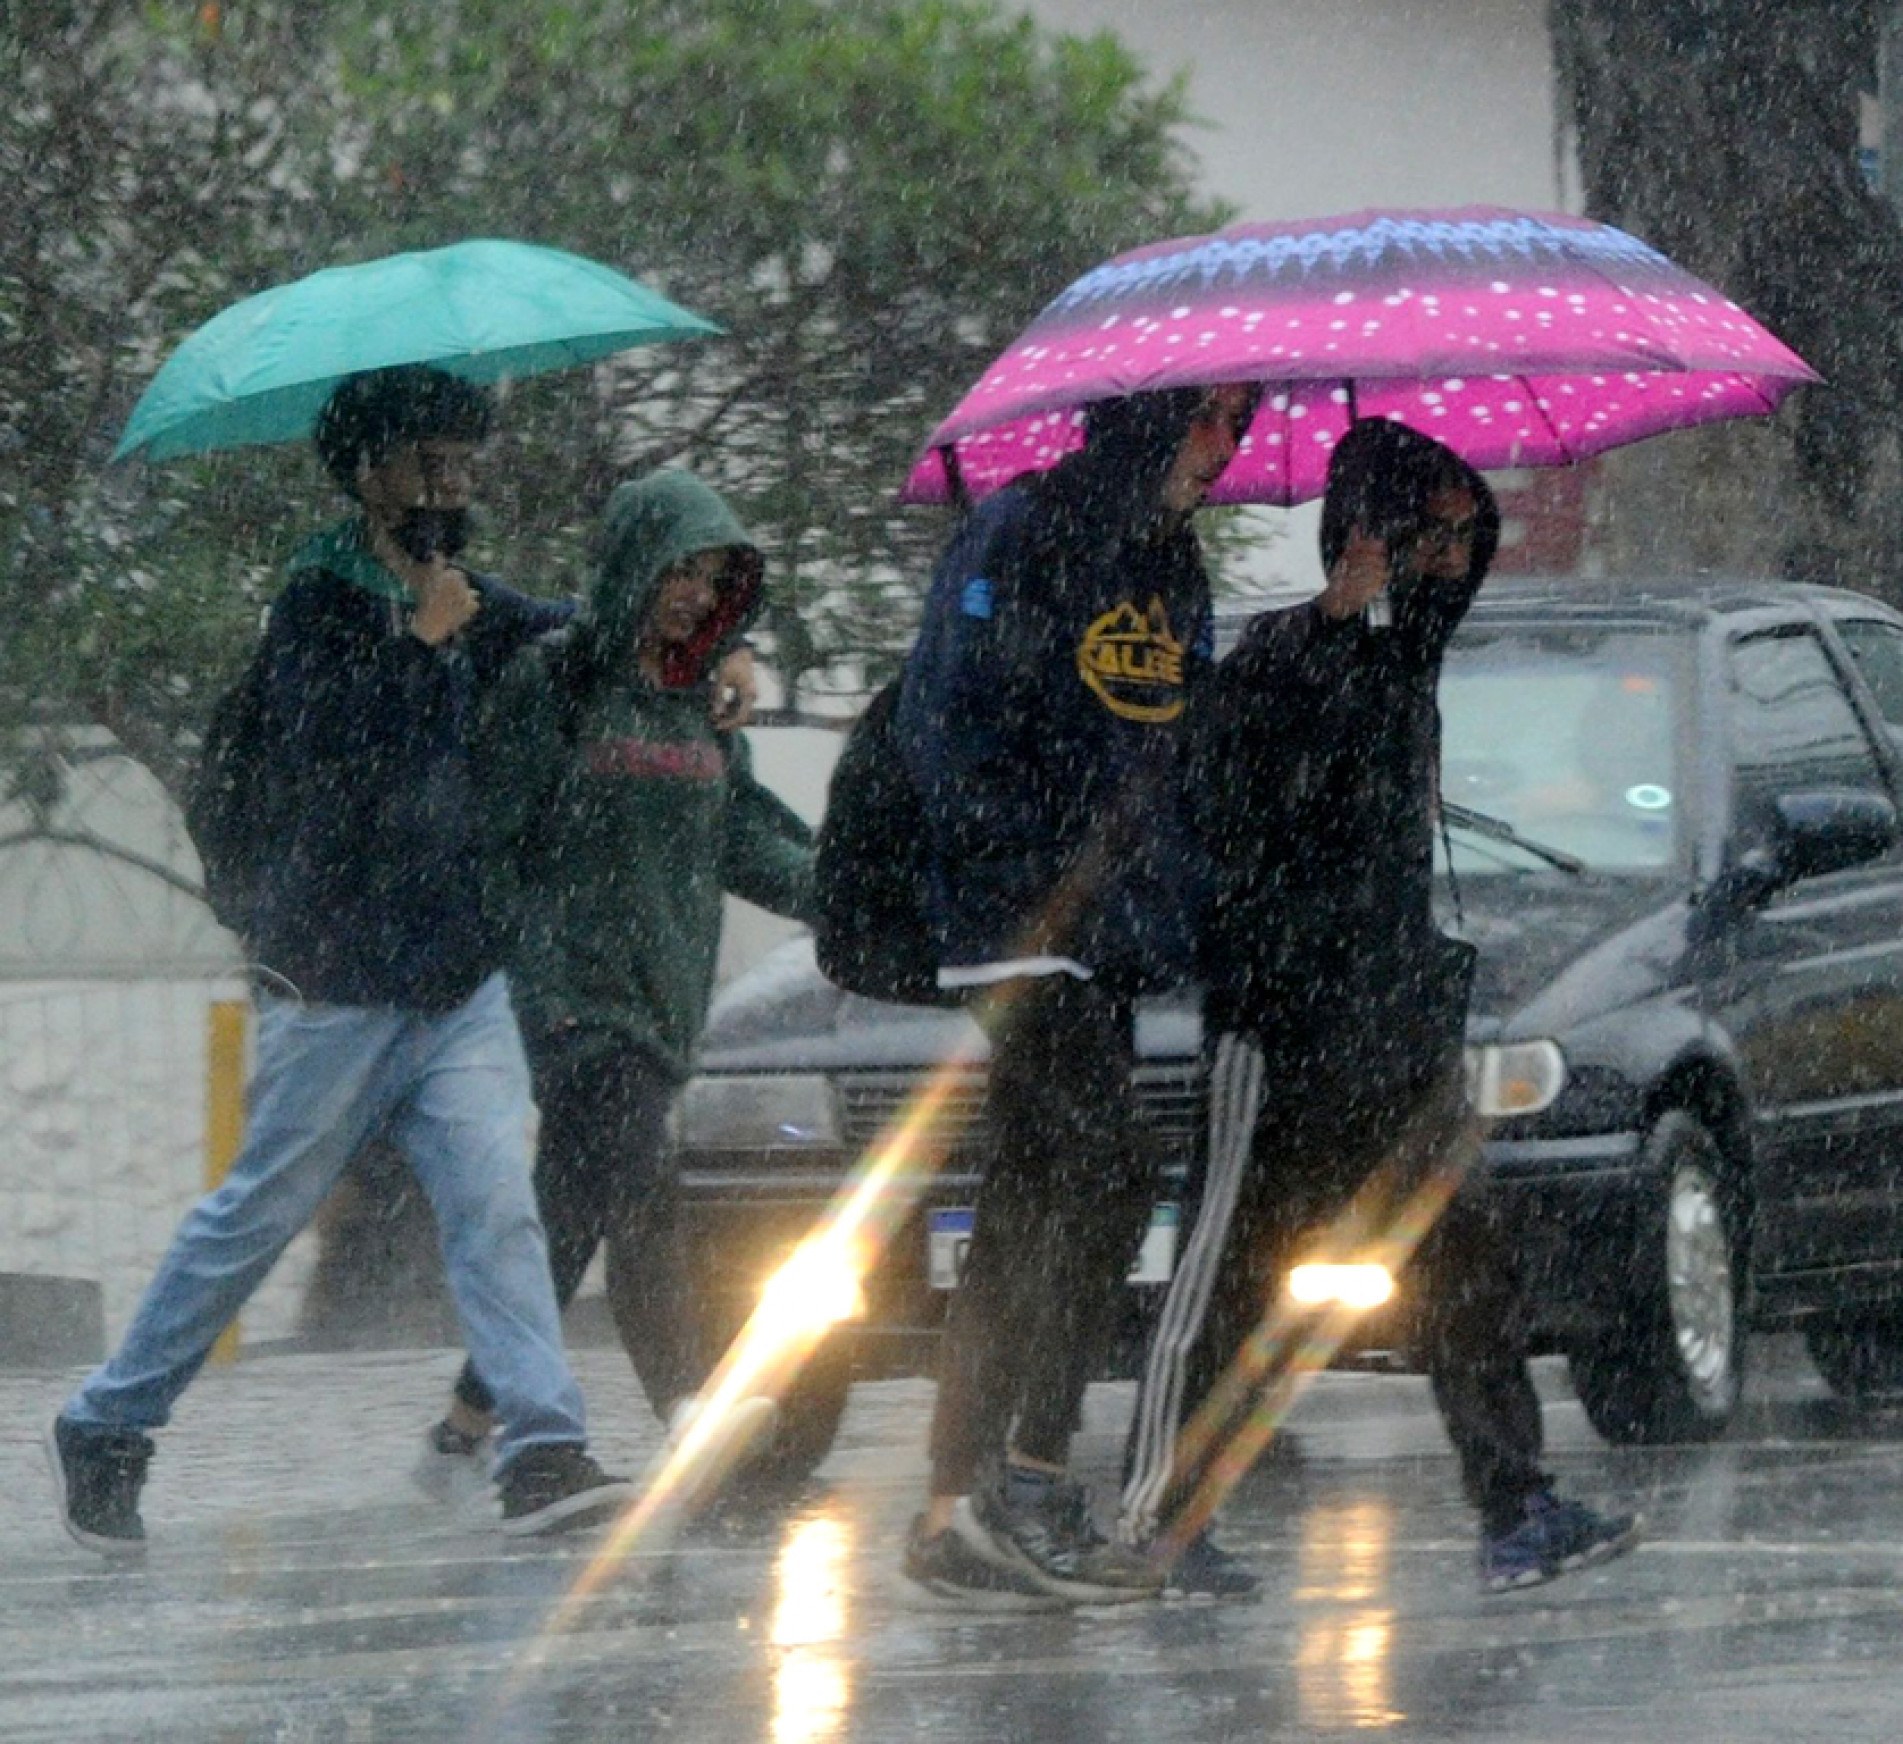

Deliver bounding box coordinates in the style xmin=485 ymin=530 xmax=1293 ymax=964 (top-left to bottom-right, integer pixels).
xmin=1438 ymin=624 xmax=1684 ymax=874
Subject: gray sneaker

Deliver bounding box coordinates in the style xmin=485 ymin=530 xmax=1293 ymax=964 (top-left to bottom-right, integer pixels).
xmin=412 ymin=1419 xmax=490 ymax=1503
xmin=958 ymin=1477 xmax=1162 ymax=1605
xmin=902 ymin=1513 xmax=1063 ymax=1611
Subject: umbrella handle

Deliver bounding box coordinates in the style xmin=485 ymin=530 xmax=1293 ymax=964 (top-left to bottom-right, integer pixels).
xmin=939 ymin=444 xmax=972 ymax=516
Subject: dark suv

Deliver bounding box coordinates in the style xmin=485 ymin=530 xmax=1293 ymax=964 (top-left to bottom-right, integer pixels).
xmin=676 ymin=579 xmax=1903 ymax=1479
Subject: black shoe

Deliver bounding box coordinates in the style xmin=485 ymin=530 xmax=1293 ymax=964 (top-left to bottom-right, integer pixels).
xmin=46 ymin=1417 xmax=152 ymax=1559
xmin=961 ymin=1476 xmax=1163 ymax=1605
xmin=1161 ymin=1529 xmax=1261 ymax=1601
xmin=901 ymin=1513 xmax=1062 ymax=1611
xmin=1479 ymin=1489 xmax=1642 ymax=1593
xmin=497 ymin=1445 xmax=634 ymax=1537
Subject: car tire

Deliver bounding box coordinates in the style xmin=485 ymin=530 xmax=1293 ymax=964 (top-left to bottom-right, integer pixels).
xmin=1569 ymin=1110 xmax=1742 ymax=1444
xmin=1803 ymin=1316 xmax=1903 ymax=1400
xmin=742 ymin=1325 xmax=856 ymax=1492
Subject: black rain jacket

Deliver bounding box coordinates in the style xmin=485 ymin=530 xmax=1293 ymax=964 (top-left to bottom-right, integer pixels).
xmin=1191 ymin=420 xmax=1500 ymax=1082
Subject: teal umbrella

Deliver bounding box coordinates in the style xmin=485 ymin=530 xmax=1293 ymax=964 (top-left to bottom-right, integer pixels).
xmin=113 ymin=239 xmax=720 ymax=462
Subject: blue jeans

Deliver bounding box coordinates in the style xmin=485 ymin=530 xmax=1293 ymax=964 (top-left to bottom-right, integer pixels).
xmin=64 ymin=973 xmax=586 ymax=1471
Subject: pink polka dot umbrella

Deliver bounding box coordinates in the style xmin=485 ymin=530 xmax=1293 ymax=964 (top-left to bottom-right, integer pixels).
xmin=900 ymin=206 xmax=1818 ymax=507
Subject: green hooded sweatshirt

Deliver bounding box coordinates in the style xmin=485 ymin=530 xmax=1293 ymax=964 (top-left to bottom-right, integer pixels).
xmin=478 ymin=469 xmax=815 ymax=1080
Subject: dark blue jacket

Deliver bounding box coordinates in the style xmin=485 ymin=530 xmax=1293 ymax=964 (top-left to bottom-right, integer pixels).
xmin=895 ymin=476 xmax=1212 ymax=993
xmin=249 ymin=530 xmax=569 ymax=1011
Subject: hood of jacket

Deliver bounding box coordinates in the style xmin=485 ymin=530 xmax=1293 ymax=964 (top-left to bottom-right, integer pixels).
xmin=1318 ymin=418 xmax=1500 ymax=587
xmin=583 ymin=469 xmax=763 ymax=687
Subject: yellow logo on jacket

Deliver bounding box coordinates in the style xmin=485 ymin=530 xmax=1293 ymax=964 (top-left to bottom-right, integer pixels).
xmin=1077 ymin=597 xmax=1186 ymax=722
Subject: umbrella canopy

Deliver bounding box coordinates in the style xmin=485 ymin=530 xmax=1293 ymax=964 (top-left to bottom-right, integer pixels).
xmin=114 ymin=239 xmax=720 ymax=462
xmin=902 ymin=206 xmax=1817 ymax=507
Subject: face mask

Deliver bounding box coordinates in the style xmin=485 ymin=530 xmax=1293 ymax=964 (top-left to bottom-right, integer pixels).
xmin=392 ymin=506 xmax=472 ymax=562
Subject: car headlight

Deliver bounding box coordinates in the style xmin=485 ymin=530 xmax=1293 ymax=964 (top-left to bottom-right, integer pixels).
xmin=1465 ymin=1039 xmax=1567 ymax=1118
xmin=675 ymin=1073 xmax=842 ymax=1150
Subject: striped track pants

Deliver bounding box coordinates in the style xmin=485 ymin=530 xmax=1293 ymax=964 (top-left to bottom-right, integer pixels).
xmin=1119 ymin=1030 xmax=1267 ymax=1545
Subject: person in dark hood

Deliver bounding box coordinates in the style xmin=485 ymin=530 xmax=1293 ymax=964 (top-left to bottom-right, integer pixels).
xmin=1116 ymin=418 xmax=1640 ymax=1596
xmin=49 ymin=367 xmax=634 ymax=1556
xmin=895 ymin=381 xmax=1258 ymax=1607
xmin=415 ymin=469 xmax=815 ymax=1497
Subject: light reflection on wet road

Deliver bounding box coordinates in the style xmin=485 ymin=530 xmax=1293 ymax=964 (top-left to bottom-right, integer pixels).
xmin=5 ymin=1340 xmax=1903 ymax=1741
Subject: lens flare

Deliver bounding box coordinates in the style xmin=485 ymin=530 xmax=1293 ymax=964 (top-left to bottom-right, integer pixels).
xmin=761 ymin=1237 xmax=868 ymax=1335
xmin=1288 ymin=1262 xmax=1396 ymax=1309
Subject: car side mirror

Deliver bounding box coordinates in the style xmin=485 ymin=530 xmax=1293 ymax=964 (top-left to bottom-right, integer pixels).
xmin=1770 ymin=788 xmax=1899 ymax=883
xmin=1695 ymin=789 xmax=1898 ymax=931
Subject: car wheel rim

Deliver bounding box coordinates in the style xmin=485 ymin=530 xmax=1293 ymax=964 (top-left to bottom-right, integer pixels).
xmin=1665 ymin=1161 xmax=1735 ymax=1408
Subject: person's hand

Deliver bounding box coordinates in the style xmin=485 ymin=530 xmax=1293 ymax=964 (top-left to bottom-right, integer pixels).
xmin=1317 ymin=527 xmax=1391 ymax=620
xmin=409 ymin=565 xmax=481 ymax=645
xmin=711 ymin=645 xmax=758 ymax=731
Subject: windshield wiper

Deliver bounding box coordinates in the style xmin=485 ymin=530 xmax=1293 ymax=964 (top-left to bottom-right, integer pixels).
xmin=1441 ymin=801 xmax=1590 ymax=878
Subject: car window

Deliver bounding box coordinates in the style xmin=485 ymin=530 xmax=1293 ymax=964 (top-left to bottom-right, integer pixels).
xmin=1729 ymin=629 xmax=1891 ymax=852
xmin=1835 ymin=618 xmax=1903 ymax=731
xmin=1439 ymin=627 xmax=1683 ymax=872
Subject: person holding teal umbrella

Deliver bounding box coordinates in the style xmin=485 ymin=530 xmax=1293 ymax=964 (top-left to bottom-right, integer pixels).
xmin=48 ymin=364 xmax=645 ymax=1554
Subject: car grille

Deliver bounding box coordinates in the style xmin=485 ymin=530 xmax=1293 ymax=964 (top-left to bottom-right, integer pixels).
xmin=835 ymin=1061 xmax=1204 ymax=1153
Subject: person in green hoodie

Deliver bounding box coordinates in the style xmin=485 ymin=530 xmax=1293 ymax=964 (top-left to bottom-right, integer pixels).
xmin=417 ymin=469 xmax=816 ymax=1483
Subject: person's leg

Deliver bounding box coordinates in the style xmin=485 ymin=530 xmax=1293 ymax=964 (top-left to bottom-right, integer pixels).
xmin=1119 ymin=1030 xmax=1269 ymax=1545
xmin=64 ymin=996 xmax=406 ymax=1434
xmin=924 ymin=983 xmax=1060 ymax=1512
xmin=1002 ymin=977 xmax=1156 ymax=1470
xmin=596 ymin=1048 xmax=699 ymax=1418
xmin=451 ymin=1026 xmax=621 ymax=1421
xmin=1418 ymin=1190 xmax=1548 ymax=1533
xmin=390 ymin=976 xmax=588 ymax=1471
xmin=923 ymin=975 xmax=1160 ymax=1603
xmin=1402 ymin=1070 xmax=1639 ymax=1589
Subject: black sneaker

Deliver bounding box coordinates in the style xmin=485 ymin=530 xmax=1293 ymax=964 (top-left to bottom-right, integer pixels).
xmin=1161 ymin=1529 xmax=1261 ymax=1601
xmin=1479 ymin=1489 xmax=1642 ymax=1593
xmin=46 ymin=1417 xmax=152 ymax=1559
xmin=960 ymin=1476 xmax=1163 ymax=1605
xmin=901 ymin=1513 xmax=1063 ymax=1611
xmin=497 ymin=1445 xmax=635 ymax=1537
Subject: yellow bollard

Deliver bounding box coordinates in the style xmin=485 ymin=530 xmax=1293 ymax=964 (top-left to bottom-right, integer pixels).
xmin=205 ymin=999 xmax=248 ymax=1364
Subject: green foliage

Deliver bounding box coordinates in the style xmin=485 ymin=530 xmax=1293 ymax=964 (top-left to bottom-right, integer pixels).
xmin=2 ymin=0 xmax=1225 ymax=794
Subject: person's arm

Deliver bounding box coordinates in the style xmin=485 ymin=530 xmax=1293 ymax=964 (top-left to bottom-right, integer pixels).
xmin=717 ymin=732 xmax=817 ymax=922
xmin=472 ymin=647 xmax=570 ymax=970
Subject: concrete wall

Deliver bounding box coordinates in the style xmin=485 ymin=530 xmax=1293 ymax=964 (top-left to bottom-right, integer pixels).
xmin=0 ymin=979 xmax=316 ymax=1359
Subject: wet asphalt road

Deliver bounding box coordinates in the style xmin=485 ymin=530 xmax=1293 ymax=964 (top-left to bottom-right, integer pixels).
xmin=5 ymin=1339 xmax=1903 ymax=1743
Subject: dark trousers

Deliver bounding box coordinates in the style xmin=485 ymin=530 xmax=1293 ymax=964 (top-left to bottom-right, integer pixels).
xmin=457 ymin=1029 xmax=696 ymax=1418
xmin=927 ymin=973 xmax=1159 ymax=1495
xmin=1121 ymin=1033 xmax=1547 ymax=1540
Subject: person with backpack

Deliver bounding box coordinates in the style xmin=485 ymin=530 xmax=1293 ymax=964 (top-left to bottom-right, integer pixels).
xmin=47 ymin=366 xmax=635 ymax=1554
xmin=1116 ymin=418 xmax=1640 ymax=1595
xmin=892 ymin=383 xmax=1258 ymax=1607
xmin=414 ymin=469 xmax=815 ymax=1491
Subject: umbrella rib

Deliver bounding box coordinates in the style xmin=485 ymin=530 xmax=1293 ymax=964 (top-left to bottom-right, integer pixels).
xmin=1519 ymin=375 xmax=1574 ymax=467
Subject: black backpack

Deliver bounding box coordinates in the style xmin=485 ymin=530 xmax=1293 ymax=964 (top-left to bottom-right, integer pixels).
xmin=184 ymin=652 xmax=281 ymax=936
xmin=813 ymin=678 xmax=954 ymax=1006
